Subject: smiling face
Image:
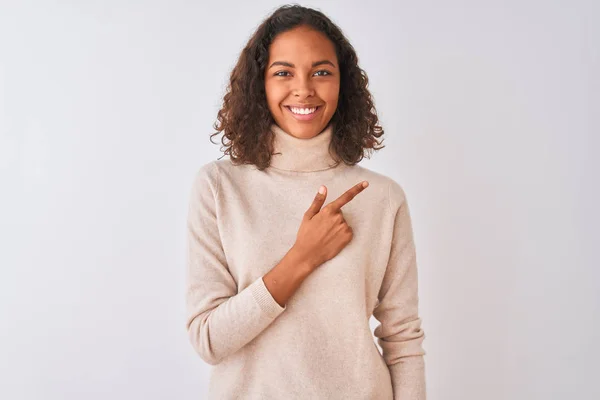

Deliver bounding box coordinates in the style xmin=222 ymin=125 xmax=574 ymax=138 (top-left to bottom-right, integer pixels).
xmin=264 ymin=25 xmax=340 ymax=139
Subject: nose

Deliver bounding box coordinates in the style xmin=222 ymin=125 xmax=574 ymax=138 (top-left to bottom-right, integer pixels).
xmin=292 ymin=76 xmax=315 ymax=98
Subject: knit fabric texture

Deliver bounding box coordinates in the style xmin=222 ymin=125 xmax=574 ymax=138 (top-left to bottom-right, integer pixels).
xmin=185 ymin=122 xmax=427 ymax=399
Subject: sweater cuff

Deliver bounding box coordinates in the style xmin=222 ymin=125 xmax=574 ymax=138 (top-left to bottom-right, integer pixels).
xmin=249 ymin=276 xmax=287 ymax=319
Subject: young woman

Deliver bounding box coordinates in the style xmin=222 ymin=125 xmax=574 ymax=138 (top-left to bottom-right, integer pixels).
xmin=185 ymin=5 xmax=427 ymax=399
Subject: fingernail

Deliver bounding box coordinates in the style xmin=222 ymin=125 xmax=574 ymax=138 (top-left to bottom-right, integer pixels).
xmin=362 ymin=181 xmax=369 ymax=188
xmin=318 ymin=186 xmax=326 ymax=194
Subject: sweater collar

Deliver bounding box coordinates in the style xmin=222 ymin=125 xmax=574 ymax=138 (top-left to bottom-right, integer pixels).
xmin=269 ymin=123 xmax=340 ymax=172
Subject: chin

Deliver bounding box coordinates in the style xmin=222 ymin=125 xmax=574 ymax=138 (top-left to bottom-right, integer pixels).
xmin=287 ymin=123 xmax=324 ymax=139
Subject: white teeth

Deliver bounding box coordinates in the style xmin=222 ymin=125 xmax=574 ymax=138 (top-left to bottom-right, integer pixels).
xmin=289 ymin=107 xmax=317 ymax=115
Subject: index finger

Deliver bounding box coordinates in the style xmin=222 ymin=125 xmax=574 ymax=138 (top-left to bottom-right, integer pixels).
xmin=327 ymin=181 xmax=369 ymax=211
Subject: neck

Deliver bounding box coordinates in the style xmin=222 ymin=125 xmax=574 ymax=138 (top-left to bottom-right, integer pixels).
xmin=269 ymin=123 xmax=340 ymax=172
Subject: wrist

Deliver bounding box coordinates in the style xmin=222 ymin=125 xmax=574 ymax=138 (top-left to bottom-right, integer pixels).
xmin=288 ymin=245 xmax=318 ymax=275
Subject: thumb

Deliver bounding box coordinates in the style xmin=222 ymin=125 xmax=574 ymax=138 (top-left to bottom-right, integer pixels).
xmin=304 ymin=185 xmax=327 ymax=220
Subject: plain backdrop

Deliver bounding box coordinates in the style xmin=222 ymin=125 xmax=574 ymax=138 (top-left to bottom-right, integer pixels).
xmin=1 ymin=1 xmax=598 ymax=399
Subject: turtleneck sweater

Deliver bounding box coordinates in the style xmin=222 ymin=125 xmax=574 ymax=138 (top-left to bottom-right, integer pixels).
xmin=185 ymin=123 xmax=427 ymax=399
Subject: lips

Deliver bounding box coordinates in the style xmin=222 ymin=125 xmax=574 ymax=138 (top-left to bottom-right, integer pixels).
xmin=284 ymin=105 xmax=322 ymax=121
xmin=285 ymin=105 xmax=320 ymax=112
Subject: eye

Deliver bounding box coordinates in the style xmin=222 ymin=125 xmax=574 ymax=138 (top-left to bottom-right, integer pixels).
xmin=314 ymin=70 xmax=331 ymax=76
xmin=274 ymin=70 xmax=291 ymax=77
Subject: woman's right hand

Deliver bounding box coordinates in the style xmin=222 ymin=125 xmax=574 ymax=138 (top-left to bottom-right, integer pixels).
xmin=292 ymin=181 xmax=369 ymax=271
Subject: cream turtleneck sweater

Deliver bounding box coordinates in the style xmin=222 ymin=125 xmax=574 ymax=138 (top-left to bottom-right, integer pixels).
xmin=185 ymin=123 xmax=427 ymax=399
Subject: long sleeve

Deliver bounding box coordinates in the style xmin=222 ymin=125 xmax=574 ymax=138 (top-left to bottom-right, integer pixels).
xmin=185 ymin=162 xmax=287 ymax=365
xmin=373 ymin=181 xmax=427 ymax=400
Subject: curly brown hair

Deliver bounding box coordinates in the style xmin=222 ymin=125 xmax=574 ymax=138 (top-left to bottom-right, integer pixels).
xmin=210 ymin=4 xmax=385 ymax=171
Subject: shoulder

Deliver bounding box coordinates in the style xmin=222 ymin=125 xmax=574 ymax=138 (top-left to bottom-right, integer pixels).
xmin=191 ymin=158 xmax=246 ymax=195
xmin=348 ymin=164 xmax=408 ymax=212
xmin=190 ymin=159 xmax=223 ymax=195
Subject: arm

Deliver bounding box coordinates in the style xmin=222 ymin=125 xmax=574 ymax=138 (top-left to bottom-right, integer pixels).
xmin=263 ymin=246 xmax=314 ymax=307
xmin=185 ymin=162 xmax=309 ymax=365
xmin=373 ymin=181 xmax=427 ymax=399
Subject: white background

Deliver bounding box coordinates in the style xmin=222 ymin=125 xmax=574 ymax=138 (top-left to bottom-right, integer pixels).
xmin=1 ymin=1 xmax=598 ymax=399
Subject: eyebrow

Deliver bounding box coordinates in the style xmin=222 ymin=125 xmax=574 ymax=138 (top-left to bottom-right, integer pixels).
xmin=268 ymin=59 xmax=336 ymax=69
